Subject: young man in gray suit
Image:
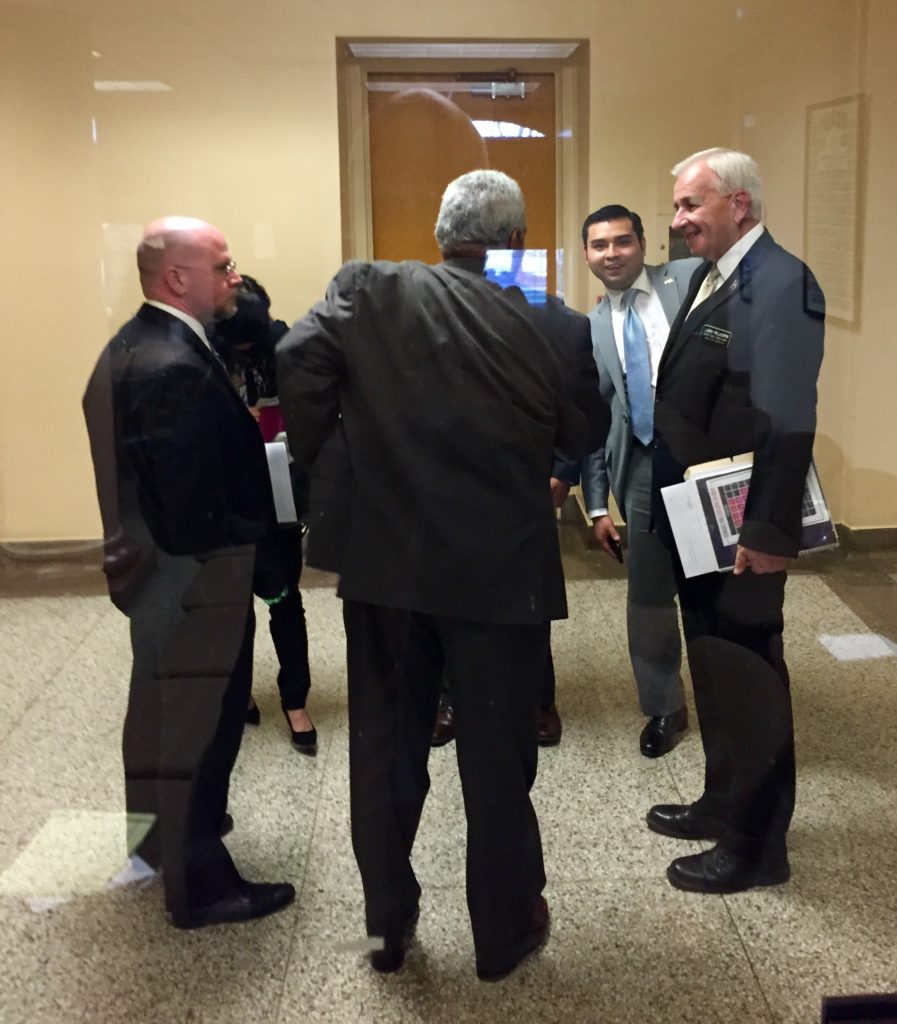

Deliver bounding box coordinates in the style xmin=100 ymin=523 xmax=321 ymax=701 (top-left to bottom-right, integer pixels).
xmin=580 ymin=206 xmax=700 ymax=757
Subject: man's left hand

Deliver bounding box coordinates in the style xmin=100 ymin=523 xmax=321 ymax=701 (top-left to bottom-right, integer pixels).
xmin=550 ymin=477 xmax=571 ymax=509
xmin=733 ymin=545 xmax=794 ymax=575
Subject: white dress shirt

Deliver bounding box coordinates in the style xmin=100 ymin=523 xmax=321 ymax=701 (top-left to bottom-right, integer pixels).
xmin=715 ymin=222 xmax=765 ymax=284
xmin=145 ymin=300 xmax=211 ymax=350
xmin=588 ymin=267 xmax=673 ymax=520
xmin=604 ymin=267 xmax=669 ymax=389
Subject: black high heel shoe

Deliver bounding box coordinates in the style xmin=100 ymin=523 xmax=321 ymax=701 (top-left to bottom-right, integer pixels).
xmin=245 ymin=700 xmax=261 ymax=726
xmin=282 ymin=708 xmax=317 ymax=756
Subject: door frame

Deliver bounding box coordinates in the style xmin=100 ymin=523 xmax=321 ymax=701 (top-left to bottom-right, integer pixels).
xmin=336 ymin=38 xmax=591 ymax=310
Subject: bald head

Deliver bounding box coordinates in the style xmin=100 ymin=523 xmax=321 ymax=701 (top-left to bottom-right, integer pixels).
xmin=137 ymin=216 xmax=241 ymax=323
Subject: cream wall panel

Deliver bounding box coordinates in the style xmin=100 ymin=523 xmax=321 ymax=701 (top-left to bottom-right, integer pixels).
xmin=0 ymin=0 xmax=892 ymax=540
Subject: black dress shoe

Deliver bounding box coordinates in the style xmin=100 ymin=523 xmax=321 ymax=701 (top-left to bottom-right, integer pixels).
xmin=476 ymin=896 xmax=550 ymax=982
xmin=282 ymin=708 xmax=317 ymax=756
xmin=646 ymin=803 xmax=724 ymax=841
xmin=369 ymin=907 xmax=420 ymax=973
xmin=245 ymin=700 xmax=261 ymax=726
xmin=640 ymin=707 xmax=688 ymax=758
xmin=220 ymin=812 xmax=234 ymax=838
xmin=537 ymin=704 xmax=562 ymax=746
xmin=171 ymin=880 xmax=296 ymax=929
xmin=667 ymin=844 xmax=790 ymax=894
xmin=431 ymin=702 xmax=455 ymax=747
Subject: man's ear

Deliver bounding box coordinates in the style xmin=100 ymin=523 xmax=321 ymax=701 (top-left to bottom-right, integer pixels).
xmin=508 ymin=227 xmax=526 ymax=250
xmin=731 ymin=188 xmax=752 ymax=224
xmin=164 ymin=265 xmax=188 ymax=296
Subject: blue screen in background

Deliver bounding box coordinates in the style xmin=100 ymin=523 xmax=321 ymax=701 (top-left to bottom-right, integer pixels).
xmin=483 ymin=248 xmax=548 ymax=306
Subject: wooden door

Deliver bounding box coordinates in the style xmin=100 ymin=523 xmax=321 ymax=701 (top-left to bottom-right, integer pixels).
xmin=367 ymin=72 xmax=556 ymax=291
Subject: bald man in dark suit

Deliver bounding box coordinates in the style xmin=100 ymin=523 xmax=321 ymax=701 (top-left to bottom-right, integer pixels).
xmin=83 ymin=217 xmax=294 ymax=928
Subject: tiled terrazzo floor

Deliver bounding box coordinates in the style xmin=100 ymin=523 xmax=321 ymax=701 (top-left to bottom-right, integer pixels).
xmin=0 ymin=533 xmax=895 ymax=1024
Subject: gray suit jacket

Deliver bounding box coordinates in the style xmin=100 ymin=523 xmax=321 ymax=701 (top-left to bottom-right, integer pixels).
xmin=580 ymin=259 xmax=700 ymax=515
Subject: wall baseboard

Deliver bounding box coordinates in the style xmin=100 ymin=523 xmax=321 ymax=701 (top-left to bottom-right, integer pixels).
xmin=0 ymin=539 xmax=103 ymax=563
xmin=834 ymin=524 xmax=897 ymax=551
xmin=2 ymin=523 xmax=896 ymax=565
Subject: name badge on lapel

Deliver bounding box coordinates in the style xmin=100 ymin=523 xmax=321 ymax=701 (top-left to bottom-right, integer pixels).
xmin=701 ymin=325 xmax=732 ymax=347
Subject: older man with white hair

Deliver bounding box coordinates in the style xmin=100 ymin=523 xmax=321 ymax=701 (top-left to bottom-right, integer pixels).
xmin=646 ymin=149 xmax=825 ymax=895
xmin=83 ymin=217 xmax=295 ymax=929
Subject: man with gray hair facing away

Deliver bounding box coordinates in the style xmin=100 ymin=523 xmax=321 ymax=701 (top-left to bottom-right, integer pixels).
xmin=278 ymin=170 xmax=600 ymax=980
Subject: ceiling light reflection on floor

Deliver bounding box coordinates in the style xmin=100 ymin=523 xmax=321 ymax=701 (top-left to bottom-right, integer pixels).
xmin=818 ymin=632 xmax=897 ymax=661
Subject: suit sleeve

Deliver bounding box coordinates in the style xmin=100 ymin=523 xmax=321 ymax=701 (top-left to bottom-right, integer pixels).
xmin=580 ymin=447 xmax=611 ymax=513
xmin=83 ymin=349 xmax=157 ymax=608
xmin=537 ymin=304 xmax=610 ymax=482
xmin=276 ymin=264 xmax=356 ymax=468
xmin=560 ymin=312 xmax=611 ymax=455
xmin=737 ymin=266 xmax=825 ymax=555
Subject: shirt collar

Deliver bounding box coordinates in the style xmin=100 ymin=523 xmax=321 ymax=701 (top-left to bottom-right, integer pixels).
xmin=716 ymin=222 xmax=765 ymax=282
xmin=145 ymin=300 xmax=210 ymax=349
xmin=605 ymin=266 xmax=651 ymax=311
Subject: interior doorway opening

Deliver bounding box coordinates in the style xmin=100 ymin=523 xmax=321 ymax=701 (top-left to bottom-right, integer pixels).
xmin=337 ymin=39 xmax=590 ymax=308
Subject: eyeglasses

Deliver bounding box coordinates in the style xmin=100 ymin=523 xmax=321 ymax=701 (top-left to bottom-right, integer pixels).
xmin=174 ymin=259 xmax=238 ymax=276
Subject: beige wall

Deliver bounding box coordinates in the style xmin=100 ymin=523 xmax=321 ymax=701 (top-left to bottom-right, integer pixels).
xmin=1 ymin=0 xmax=893 ymax=541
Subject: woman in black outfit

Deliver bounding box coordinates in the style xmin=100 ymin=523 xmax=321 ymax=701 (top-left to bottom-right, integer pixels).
xmin=212 ymin=275 xmax=316 ymax=754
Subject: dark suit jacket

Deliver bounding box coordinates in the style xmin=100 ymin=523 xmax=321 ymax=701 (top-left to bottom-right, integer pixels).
xmin=277 ymin=258 xmax=591 ymax=625
xmin=653 ymin=230 xmax=825 ymax=557
xmin=529 ymin=294 xmax=610 ymax=484
xmin=83 ymin=304 xmax=275 ymax=606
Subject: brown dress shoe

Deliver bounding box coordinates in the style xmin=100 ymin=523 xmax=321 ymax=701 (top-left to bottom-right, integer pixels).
xmin=431 ymin=702 xmax=455 ymax=746
xmin=537 ymin=704 xmax=562 ymax=746
xmin=476 ymin=896 xmax=550 ymax=981
xmin=369 ymin=907 xmax=420 ymax=973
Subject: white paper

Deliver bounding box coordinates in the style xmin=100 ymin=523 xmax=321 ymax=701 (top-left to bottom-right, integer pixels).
xmin=265 ymin=442 xmax=297 ymax=524
xmin=661 ymin=479 xmax=720 ymax=578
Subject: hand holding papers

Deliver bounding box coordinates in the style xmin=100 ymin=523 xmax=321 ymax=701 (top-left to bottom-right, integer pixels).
xmin=661 ymin=455 xmax=837 ymax=578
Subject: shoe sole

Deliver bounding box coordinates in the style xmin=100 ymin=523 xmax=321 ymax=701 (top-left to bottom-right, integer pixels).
xmin=537 ymin=735 xmax=561 ymax=747
xmin=666 ymin=864 xmax=790 ymax=894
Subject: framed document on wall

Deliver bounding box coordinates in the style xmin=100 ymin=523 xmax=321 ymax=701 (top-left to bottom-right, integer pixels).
xmin=804 ymin=94 xmax=864 ymax=326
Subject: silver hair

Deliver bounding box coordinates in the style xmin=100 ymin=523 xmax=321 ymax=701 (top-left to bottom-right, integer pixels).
xmin=671 ymin=148 xmax=763 ymax=220
xmin=434 ymin=170 xmax=526 ymax=252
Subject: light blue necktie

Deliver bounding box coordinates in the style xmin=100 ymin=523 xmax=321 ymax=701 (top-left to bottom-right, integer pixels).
xmin=622 ymin=289 xmax=653 ymax=445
